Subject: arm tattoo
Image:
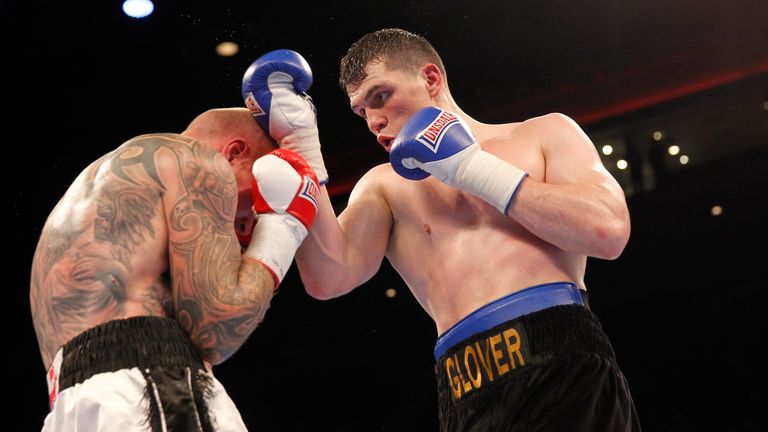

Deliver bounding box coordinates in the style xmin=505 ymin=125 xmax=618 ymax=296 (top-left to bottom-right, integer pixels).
xmin=166 ymin=141 xmax=272 ymax=364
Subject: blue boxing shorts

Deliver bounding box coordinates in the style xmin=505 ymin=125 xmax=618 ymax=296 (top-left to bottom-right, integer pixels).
xmin=43 ymin=316 xmax=247 ymax=432
xmin=434 ymin=282 xmax=641 ymax=431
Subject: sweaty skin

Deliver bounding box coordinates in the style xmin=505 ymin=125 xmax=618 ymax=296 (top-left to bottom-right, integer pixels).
xmin=298 ymin=63 xmax=629 ymax=335
xmin=31 ymin=133 xmax=273 ymax=368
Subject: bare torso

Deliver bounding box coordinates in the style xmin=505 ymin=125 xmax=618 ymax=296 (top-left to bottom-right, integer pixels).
xmin=377 ymin=122 xmax=586 ymax=334
xmin=30 ymin=134 xmax=186 ymax=368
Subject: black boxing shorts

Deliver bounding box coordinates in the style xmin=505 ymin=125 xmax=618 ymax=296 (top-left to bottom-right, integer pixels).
xmin=43 ymin=316 xmax=247 ymax=431
xmin=434 ymin=282 xmax=641 ymax=431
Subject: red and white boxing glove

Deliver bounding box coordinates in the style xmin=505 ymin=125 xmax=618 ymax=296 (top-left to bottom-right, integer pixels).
xmin=243 ymin=149 xmax=320 ymax=286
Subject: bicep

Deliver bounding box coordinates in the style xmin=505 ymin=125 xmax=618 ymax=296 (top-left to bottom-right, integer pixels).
xmin=160 ymin=149 xmax=241 ymax=301
xmin=541 ymin=114 xmax=624 ymax=196
xmin=159 ymin=149 xmax=250 ymax=355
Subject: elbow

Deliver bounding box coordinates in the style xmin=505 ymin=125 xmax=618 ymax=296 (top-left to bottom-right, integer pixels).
xmin=599 ymin=241 xmax=627 ymax=261
xmin=596 ymin=218 xmax=631 ymax=260
xmin=198 ymin=343 xmax=237 ymax=367
xmin=297 ymin=259 xmax=360 ymax=300
xmin=304 ymin=283 xmax=336 ymax=300
xmin=301 ymin=275 xmax=346 ymax=301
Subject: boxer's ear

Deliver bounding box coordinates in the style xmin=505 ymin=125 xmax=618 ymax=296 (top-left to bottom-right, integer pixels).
xmin=222 ymin=140 xmax=246 ymax=162
xmin=420 ymin=64 xmax=443 ymax=97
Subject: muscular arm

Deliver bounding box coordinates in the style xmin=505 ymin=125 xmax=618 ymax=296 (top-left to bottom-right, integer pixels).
xmin=296 ymin=167 xmax=393 ymax=299
xmin=159 ymin=140 xmax=275 ymax=365
xmin=505 ymin=114 xmax=630 ymax=259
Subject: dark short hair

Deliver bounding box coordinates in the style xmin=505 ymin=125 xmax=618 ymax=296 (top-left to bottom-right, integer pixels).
xmin=339 ymin=28 xmax=446 ymax=91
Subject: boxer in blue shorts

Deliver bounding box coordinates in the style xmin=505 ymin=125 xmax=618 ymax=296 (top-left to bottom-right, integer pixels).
xmin=31 ymin=108 xmax=320 ymax=430
xmin=242 ymin=28 xmax=640 ymax=430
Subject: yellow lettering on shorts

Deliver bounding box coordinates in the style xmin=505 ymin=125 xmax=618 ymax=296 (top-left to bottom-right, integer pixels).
xmin=463 ymin=344 xmax=482 ymax=390
xmin=459 ymin=348 xmax=473 ymax=393
xmin=503 ymin=328 xmax=526 ymax=369
xmin=445 ymin=355 xmax=463 ymax=399
xmin=474 ymin=341 xmax=494 ymax=383
xmin=490 ymin=334 xmax=510 ymax=375
xmin=443 ymin=325 xmax=528 ymax=401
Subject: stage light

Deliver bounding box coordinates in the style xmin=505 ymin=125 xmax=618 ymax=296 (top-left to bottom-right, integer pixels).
xmin=601 ymin=144 xmax=613 ymax=155
xmin=216 ymin=41 xmax=240 ymax=57
xmin=123 ymin=0 xmax=154 ymax=19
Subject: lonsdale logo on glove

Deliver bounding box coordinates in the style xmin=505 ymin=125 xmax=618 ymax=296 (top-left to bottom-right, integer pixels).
xmin=298 ymin=175 xmax=320 ymax=209
xmin=244 ymin=93 xmax=265 ymax=117
xmin=417 ymin=110 xmax=460 ymax=153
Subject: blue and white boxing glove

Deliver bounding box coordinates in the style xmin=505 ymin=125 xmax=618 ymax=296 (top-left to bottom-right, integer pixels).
xmin=242 ymin=49 xmax=328 ymax=184
xmin=390 ymin=107 xmax=528 ymax=214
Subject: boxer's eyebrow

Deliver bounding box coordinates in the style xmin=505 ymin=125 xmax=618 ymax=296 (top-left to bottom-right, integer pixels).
xmin=350 ymin=84 xmax=384 ymax=114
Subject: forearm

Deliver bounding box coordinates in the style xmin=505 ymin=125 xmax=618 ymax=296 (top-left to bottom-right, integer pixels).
xmin=295 ymin=187 xmax=361 ymax=299
xmin=177 ymin=258 xmax=274 ymax=366
xmin=508 ymin=179 xmax=630 ymax=259
xmin=391 ymin=108 xmax=629 ymax=258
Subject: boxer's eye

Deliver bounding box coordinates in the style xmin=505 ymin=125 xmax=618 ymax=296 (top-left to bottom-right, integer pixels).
xmin=372 ymin=91 xmax=390 ymax=107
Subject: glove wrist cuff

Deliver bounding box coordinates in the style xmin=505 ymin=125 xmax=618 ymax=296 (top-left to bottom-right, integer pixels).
xmin=243 ymin=213 xmax=308 ymax=286
xmin=280 ymin=131 xmax=329 ymax=184
xmin=454 ymin=150 xmax=528 ymax=214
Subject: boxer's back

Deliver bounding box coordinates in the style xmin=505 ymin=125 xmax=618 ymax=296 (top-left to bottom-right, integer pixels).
xmin=30 ymin=134 xmax=185 ymax=368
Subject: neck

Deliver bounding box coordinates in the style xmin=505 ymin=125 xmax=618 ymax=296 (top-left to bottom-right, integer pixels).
xmin=433 ymin=92 xmax=483 ymax=127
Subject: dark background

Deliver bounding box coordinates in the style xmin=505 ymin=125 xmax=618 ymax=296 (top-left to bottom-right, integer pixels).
xmin=5 ymin=0 xmax=767 ymax=430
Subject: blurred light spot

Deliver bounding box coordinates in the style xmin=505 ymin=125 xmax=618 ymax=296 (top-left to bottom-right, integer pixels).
xmin=616 ymin=159 xmax=628 ymax=170
xmin=216 ymin=41 xmax=239 ymax=57
xmin=679 ymin=155 xmax=689 ymax=165
xmin=711 ymin=205 xmax=723 ymax=216
xmin=763 ymin=101 xmax=768 ymax=111
xmin=601 ymin=145 xmax=613 ymax=156
xmin=385 ymin=288 xmax=397 ymax=298
xmin=652 ymin=131 xmax=664 ymax=141
xmin=123 ymin=0 xmax=154 ymax=18
xmin=668 ymin=145 xmax=680 ymax=155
